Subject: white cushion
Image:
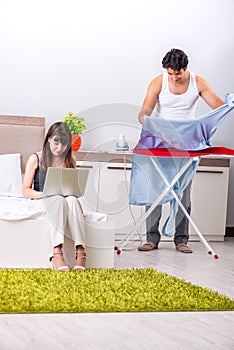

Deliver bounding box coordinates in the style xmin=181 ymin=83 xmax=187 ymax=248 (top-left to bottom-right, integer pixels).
xmin=0 ymin=153 xmax=22 ymax=195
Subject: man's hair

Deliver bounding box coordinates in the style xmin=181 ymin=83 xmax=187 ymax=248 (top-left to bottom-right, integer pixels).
xmin=162 ymin=48 xmax=188 ymax=71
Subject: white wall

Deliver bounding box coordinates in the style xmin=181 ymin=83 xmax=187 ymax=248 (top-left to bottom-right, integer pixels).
xmin=0 ymin=0 xmax=234 ymax=224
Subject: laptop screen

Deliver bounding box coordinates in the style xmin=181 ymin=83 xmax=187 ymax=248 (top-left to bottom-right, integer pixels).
xmin=41 ymin=167 xmax=89 ymax=198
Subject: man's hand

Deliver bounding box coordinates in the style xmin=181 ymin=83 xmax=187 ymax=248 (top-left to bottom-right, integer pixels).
xmin=138 ymin=112 xmax=145 ymax=124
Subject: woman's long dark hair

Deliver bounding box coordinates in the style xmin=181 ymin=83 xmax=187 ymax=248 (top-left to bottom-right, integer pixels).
xmin=40 ymin=122 xmax=74 ymax=171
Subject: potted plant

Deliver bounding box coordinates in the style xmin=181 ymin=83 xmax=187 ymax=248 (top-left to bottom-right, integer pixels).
xmin=61 ymin=111 xmax=86 ymax=151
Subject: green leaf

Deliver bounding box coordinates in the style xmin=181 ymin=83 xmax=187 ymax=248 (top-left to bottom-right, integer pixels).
xmin=61 ymin=112 xmax=86 ymax=134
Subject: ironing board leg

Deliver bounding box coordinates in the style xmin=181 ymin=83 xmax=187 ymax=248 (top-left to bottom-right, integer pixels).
xmin=150 ymin=157 xmax=218 ymax=259
xmin=115 ymin=184 xmax=172 ymax=253
xmin=115 ymin=157 xmax=194 ymax=253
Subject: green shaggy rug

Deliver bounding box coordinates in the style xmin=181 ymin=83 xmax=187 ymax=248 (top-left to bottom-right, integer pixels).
xmin=0 ymin=268 xmax=233 ymax=313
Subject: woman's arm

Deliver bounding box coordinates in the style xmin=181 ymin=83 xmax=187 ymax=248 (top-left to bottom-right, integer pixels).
xmin=22 ymin=153 xmax=42 ymax=199
xmin=71 ymin=154 xmax=77 ymax=168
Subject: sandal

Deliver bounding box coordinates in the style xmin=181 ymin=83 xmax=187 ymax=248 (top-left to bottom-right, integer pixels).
xmin=74 ymin=247 xmax=86 ymax=271
xmin=51 ymin=252 xmax=70 ymax=272
xmin=138 ymin=242 xmax=158 ymax=251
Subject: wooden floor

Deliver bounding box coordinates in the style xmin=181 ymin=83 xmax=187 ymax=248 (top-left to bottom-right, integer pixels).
xmin=0 ymin=238 xmax=233 ymax=350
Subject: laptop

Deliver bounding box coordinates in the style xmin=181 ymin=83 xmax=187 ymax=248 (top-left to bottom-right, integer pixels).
xmin=41 ymin=167 xmax=89 ymax=198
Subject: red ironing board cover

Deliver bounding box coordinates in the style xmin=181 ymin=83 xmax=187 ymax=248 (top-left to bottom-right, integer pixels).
xmin=133 ymin=146 xmax=234 ymax=158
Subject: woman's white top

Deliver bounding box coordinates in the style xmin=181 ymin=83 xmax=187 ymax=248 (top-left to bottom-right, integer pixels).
xmin=155 ymin=71 xmax=200 ymax=119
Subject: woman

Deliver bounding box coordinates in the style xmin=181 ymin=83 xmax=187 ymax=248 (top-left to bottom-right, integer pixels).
xmin=22 ymin=122 xmax=86 ymax=272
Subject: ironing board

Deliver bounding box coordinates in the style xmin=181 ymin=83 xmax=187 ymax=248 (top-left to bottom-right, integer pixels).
xmin=114 ymin=146 xmax=234 ymax=259
xmin=114 ymin=94 xmax=234 ymax=259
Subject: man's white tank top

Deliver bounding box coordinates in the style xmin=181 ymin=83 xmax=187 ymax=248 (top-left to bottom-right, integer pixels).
xmin=155 ymin=71 xmax=200 ymax=119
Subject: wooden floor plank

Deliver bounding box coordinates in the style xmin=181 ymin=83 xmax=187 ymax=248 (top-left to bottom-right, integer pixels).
xmin=0 ymin=312 xmax=234 ymax=350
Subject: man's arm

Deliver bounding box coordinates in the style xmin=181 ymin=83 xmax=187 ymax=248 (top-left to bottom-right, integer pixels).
xmin=196 ymin=75 xmax=225 ymax=109
xmin=138 ymin=75 xmax=162 ymax=124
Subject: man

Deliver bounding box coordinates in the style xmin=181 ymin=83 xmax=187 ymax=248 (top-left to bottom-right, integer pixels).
xmin=138 ymin=48 xmax=224 ymax=253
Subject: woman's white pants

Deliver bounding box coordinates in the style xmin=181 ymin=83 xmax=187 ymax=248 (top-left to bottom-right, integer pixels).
xmin=30 ymin=195 xmax=85 ymax=257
